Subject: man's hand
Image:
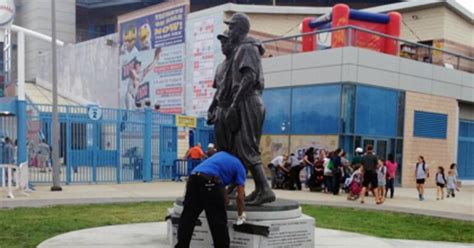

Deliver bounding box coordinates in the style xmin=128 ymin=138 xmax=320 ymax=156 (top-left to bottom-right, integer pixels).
xmin=236 ymin=212 xmax=246 ymax=225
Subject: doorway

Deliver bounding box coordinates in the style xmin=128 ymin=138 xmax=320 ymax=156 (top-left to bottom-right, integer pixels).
xmin=362 ymin=138 xmax=389 ymax=160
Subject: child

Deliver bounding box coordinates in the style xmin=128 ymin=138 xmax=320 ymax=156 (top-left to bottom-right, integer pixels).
xmin=446 ymin=169 xmax=458 ymax=198
xmin=346 ymin=167 xmax=362 ymax=201
xmin=415 ymin=155 xmax=429 ymax=201
xmin=376 ymin=159 xmax=387 ymax=204
xmin=435 ymin=166 xmax=446 ymax=200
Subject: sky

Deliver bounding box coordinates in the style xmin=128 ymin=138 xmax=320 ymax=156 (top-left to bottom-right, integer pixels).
xmin=407 ymin=0 xmax=473 ymax=13
xmin=452 ymin=0 xmax=474 ymax=13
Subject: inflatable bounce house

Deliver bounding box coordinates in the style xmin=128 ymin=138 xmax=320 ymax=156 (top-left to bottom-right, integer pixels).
xmin=301 ymin=4 xmax=401 ymax=55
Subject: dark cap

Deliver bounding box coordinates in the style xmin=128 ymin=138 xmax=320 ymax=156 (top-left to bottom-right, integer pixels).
xmin=217 ymin=30 xmax=229 ymax=40
xmin=224 ymin=12 xmax=250 ymax=32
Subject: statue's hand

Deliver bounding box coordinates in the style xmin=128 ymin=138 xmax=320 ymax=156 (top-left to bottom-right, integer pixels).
xmin=207 ymin=111 xmax=216 ymax=125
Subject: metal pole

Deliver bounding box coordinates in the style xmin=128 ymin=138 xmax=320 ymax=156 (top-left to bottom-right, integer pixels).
xmin=51 ymin=0 xmax=62 ymax=191
xmin=17 ymin=31 xmax=27 ymax=167
xmin=17 ymin=31 xmax=25 ymax=101
xmin=346 ymin=27 xmax=353 ymax=47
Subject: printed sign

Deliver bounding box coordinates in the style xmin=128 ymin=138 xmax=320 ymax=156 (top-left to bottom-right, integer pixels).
xmin=176 ymin=115 xmax=197 ymax=128
xmin=187 ymin=16 xmax=223 ymax=117
xmin=119 ymin=4 xmax=187 ymax=114
xmin=88 ymin=106 xmax=102 ymax=121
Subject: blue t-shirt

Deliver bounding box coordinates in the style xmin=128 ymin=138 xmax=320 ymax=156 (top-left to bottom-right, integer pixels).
xmin=192 ymin=151 xmax=246 ymax=186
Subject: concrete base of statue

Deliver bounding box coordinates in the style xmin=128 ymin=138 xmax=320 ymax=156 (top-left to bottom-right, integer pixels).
xmin=167 ymin=197 xmax=315 ymax=247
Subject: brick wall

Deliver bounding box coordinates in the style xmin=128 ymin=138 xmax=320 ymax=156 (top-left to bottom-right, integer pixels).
xmin=225 ymin=12 xmax=313 ymax=37
xmin=400 ymin=7 xmax=473 ymax=48
xmin=249 ymin=30 xmax=299 ymax=57
xmin=435 ymin=39 xmax=474 ymax=73
xmin=402 ymin=92 xmax=458 ymax=187
xmin=400 ymin=7 xmax=445 ymax=43
xmin=443 ymin=8 xmax=474 ymax=48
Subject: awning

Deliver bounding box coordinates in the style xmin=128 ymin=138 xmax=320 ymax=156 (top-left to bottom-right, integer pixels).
xmin=25 ymin=83 xmax=83 ymax=106
xmin=0 ymin=97 xmax=17 ymax=115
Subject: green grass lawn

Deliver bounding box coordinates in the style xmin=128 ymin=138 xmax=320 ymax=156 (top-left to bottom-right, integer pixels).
xmin=0 ymin=202 xmax=172 ymax=248
xmin=302 ymin=205 xmax=474 ymax=243
xmin=0 ymin=202 xmax=472 ymax=248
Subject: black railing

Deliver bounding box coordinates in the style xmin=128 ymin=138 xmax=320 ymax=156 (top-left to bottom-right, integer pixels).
xmin=261 ymin=25 xmax=474 ymax=73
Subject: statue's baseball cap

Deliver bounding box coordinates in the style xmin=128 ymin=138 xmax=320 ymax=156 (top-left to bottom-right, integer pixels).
xmin=224 ymin=12 xmax=250 ymax=32
xmin=217 ymin=30 xmax=229 ymax=40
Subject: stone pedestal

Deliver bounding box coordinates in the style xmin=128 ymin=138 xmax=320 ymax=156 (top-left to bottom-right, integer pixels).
xmin=167 ymin=198 xmax=315 ymax=247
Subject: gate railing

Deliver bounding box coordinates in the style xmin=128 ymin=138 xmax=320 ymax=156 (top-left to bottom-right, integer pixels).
xmin=25 ymin=103 xmax=179 ymax=184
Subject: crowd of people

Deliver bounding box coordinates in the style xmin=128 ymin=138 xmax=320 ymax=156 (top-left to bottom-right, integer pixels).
xmin=268 ymin=144 xmax=460 ymax=204
xmin=183 ymin=143 xmax=217 ymax=161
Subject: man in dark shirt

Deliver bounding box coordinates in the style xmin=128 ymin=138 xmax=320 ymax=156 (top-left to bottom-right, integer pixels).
xmin=331 ymin=148 xmax=342 ymax=195
xmin=176 ymin=151 xmax=246 ymax=248
xmin=359 ymin=144 xmax=379 ymax=204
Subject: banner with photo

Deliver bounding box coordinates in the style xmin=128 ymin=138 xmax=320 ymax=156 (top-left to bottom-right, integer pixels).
xmin=119 ymin=4 xmax=186 ymax=114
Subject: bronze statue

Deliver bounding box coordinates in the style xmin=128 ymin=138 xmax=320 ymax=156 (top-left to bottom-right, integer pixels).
xmin=209 ymin=13 xmax=275 ymax=206
xmin=207 ymin=31 xmax=234 ymax=152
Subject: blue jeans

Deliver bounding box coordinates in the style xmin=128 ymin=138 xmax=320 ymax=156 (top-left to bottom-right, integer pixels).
xmin=385 ymin=178 xmax=395 ymax=198
xmin=305 ymin=165 xmax=312 ymax=186
xmin=324 ymin=175 xmax=333 ymax=192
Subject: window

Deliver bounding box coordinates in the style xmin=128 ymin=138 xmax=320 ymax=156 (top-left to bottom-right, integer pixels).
xmin=413 ymin=111 xmax=448 ymax=139
xmin=355 ymin=85 xmax=398 ymax=137
xmin=291 ymin=84 xmax=341 ymax=134
xmin=341 ymin=84 xmax=355 ymax=134
xmin=459 ymin=120 xmax=474 ymax=138
xmin=262 ymin=88 xmax=291 ymax=134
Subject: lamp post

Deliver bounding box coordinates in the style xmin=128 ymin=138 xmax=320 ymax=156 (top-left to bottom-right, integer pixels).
xmin=51 ymin=0 xmax=61 ymax=191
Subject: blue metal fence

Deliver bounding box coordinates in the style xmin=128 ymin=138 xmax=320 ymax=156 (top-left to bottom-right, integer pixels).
xmin=25 ymin=104 xmax=180 ymax=184
xmin=158 ymin=125 xmax=177 ymax=180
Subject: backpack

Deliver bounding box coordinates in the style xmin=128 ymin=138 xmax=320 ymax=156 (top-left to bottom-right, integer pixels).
xmin=327 ymin=160 xmax=334 ymax=170
xmin=416 ymin=162 xmax=426 ymax=172
xmin=417 ymin=162 xmax=429 ymax=177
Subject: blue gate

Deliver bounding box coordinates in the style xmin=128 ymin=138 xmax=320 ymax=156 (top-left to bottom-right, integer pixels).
xmin=25 ymin=104 xmax=177 ymax=184
xmin=197 ymin=128 xmax=214 ymax=149
xmin=159 ymin=125 xmax=177 ymax=180
xmin=458 ymin=120 xmax=474 ymax=180
xmin=196 ymin=118 xmax=215 ymax=149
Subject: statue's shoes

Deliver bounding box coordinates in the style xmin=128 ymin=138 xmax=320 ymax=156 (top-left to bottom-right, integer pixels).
xmin=244 ymin=190 xmax=258 ymax=202
xmin=246 ymin=191 xmax=276 ymax=206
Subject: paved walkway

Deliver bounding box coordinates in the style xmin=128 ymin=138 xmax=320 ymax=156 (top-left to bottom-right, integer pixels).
xmin=37 ymin=222 xmax=473 ymax=248
xmin=1 ymin=182 xmax=473 ymax=221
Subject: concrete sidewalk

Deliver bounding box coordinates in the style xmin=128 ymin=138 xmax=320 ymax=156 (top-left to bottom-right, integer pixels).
xmin=38 ymin=222 xmax=473 ymax=248
xmin=1 ymin=181 xmax=473 ymax=220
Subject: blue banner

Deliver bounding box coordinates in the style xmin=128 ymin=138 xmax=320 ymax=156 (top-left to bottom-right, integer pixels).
xmin=119 ymin=4 xmax=187 ymax=114
xmin=119 ymin=5 xmax=186 ymax=51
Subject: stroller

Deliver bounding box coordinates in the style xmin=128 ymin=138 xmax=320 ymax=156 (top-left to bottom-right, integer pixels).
xmin=345 ymin=169 xmax=363 ymax=200
xmin=269 ymin=164 xmax=291 ymax=189
xmin=308 ymin=165 xmax=324 ymax=192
